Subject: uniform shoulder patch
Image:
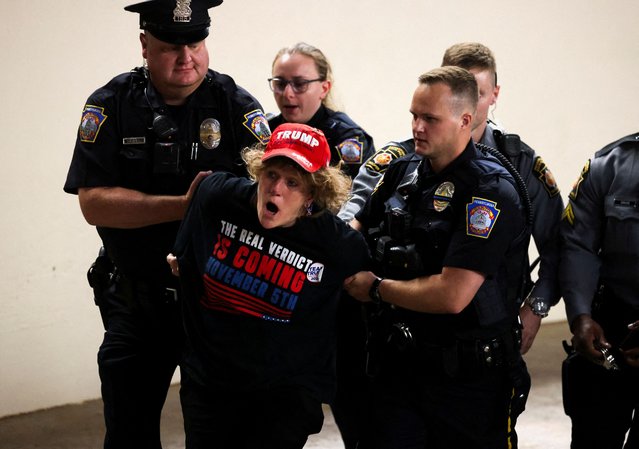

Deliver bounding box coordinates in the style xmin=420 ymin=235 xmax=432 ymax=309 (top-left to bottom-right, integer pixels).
xmin=568 ymin=159 xmax=590 ymax=201
xmin=79 ymin=105 xmax=108 ymax=143
xmin=562 ymin=202 xmax=575 ymax=226
xmin=243 ymin=109 xmax=271 ymax=144
xmin=466 ymin=197 xmax=500 ymax=238
xmin=532 ymin=156 xmax=560 ymax=197
xmin=365 ymin=145 xmax=407 ymax=173
xmin=337 ymin=137 xmax=364 ymax=164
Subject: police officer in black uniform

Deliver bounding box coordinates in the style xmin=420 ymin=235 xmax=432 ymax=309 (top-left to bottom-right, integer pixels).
xmin=560 ymin=132 xmax=639 ymax=449
xmin=344 ymin=66 xmax=531 ymax=449
xmin=63 ymin=1 xmax=269 ymax=448
xmin=267 ymin=42 xmax=375 ymax=179
xmin=340 ymin=42 xmax=563 ymax=355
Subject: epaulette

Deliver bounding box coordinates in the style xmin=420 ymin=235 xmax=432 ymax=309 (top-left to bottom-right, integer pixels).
xmin=595 ymin=131 xmax=639 ymax=157
xmin=205 ymin=70 xmax=238 ymax=92
xmin=326 ymin=111 xmax=359 ymax=133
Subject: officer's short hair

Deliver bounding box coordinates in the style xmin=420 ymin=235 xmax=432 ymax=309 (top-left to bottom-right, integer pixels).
xmin=442 ymin=42 xmax=498 ymax=87
xmin=418 ymin=66 xmax=479 ymax=115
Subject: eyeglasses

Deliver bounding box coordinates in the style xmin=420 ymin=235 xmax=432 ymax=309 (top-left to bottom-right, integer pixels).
xmin=267 ymin=77 xmax=324 ymax=94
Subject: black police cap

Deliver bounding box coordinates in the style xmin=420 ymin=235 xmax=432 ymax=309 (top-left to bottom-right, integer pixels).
xmin=125 ymin=0 xmax=223 ymax=45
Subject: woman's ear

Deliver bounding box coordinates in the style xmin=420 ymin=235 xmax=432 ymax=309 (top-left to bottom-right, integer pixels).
xmin=319 ymin=80 xmax=332 ymax=101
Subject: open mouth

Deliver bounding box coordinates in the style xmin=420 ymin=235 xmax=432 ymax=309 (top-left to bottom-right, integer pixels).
xmin=266 ymin=201 xmax=279 ymax=214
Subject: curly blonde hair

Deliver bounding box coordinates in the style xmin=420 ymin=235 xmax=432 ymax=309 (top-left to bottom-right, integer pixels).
xmin=243 ymin=145 xmax=352 ymax=215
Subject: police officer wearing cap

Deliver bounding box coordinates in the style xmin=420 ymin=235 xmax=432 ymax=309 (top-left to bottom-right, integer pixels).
xmin=560 ymin=132 xmax=639 ymax=449
xmin=343 ymin=66 xmax=531 ymax=448
xmin=63 ymin=1 xmax=269 ymax=448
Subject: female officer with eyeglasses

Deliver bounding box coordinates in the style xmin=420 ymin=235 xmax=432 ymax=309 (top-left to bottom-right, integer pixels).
xmin=267 ymin=42 xmax=375 ymax=449
xmin=267 ymin=42 xmax=375 ymax=179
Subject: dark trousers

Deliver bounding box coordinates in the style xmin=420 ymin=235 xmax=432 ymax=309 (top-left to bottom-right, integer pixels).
xmin=563 ymin=353 xmax=639 ymax=449
xmin=359 ymin=343 xmax=520 ymax=449
xmin=331 ymin=295 xmax=371 ymax=449
xmin=179 ymin=372 xmax=324 ymax=449
xmin=97 ymin=279 xmax=183 ymax=449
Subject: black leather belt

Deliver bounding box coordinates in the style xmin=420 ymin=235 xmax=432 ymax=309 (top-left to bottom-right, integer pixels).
xmin=114 ymin=273 xmax=180 ymax=304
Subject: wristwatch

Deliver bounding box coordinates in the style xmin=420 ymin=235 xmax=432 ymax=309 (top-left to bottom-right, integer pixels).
xmin=525 ymin=296 xmax=550 ymax=318
xmin=369 ymin=277 xmax=384 ymax=305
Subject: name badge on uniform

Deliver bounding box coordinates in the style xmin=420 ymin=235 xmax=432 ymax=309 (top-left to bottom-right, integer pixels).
xmin=200 ymin=118 xmax=221 ymax=149
xmin=466 ymin=197 xmax=500 ymax=238
xmin=433 ymin=181 xmax=455 ymax=212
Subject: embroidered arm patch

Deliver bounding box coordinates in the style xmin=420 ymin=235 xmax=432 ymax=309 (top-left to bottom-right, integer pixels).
xmin=568 ymin=160 xmax=590 ymax=201
xmin=533 ymin=156 xmax=560 ymax=197
xmin=243 ymin=109 xmax=271 ymax=144
xmin=466 ymin=197 xmax=500 ymax=238
xmin=79 ymin=105 xmax=108 ymax=143
xmin=364 ymin=145 xmax=407 ymax=173
xmin=338 ymin=137 xmax=364 ymax=164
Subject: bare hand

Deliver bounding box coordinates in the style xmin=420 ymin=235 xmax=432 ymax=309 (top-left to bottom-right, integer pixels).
xmin=620 ymin=347 xmax=639 ymax=368
xmin=519 ymin=305 xmax=542 ymax=354
xmin=618 ymin=320 xmax=639 ymax=368
xmin=571 ymin=314 xmax=609 ymax=365
xmin=343 ymin=271 xmax=377 ymax=302
xmin=167 ymin=253 xmax=179 ymax=276
xmin=185 ymin=171 xmax=212 ymax=204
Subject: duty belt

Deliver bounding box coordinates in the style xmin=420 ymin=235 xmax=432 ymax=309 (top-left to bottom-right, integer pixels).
xmin=114 ymin=273 xmax=180 ymax=304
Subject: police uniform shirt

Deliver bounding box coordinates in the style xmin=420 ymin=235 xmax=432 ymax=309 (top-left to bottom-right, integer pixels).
xmin=341 ymin=122 xmax=562 ymax=309
xmin=484 ymin=122 xmax=563 ymax=307
xmin=357 ymin=141 xmax=527 ymax=341
xmin=173 ymin=171 xmax=370 ymax=402
xmin=560 ymin=132 xmax=639 ymax=325
xmin=338 ymin=138 xmax=414 ymax=222
xmin=64 ymin=68 xmax=269 ymax=282
xmin=268 ymin=104 xmax=375 ymax=179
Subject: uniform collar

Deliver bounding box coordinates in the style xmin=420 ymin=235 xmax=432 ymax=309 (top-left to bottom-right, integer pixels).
xmin=479 ymin=121 xmax=500 ymax=149
xmin=306 ymin=104 xmax=328 ymax=128
xmin=422 ymin=139 xmax=476 ymax=178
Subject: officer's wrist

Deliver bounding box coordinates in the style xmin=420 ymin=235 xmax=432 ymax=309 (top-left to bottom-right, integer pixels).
xmin=369 ymin=277 xmax=384 ymax=305
xmin=525 ymin=296 xmax=550 ymax=318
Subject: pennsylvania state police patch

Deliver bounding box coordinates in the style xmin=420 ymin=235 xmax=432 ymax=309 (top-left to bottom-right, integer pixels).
xmin=79 ymin=105 xmax=107 ymax=143
xmin=365 ymin=145 xmax=406 ymax=173
xmin=533 ymin=156 xmax=560 ymax=197
xmin=466 ymin=197 xmax=500 ymax=238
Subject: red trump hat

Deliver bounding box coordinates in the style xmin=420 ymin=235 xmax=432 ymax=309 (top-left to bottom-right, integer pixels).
xmin=262 ymin=123 xmax=331 ymax=173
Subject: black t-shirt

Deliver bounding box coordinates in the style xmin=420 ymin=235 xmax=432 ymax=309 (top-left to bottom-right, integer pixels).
xmin=174 ymin=172 xmax=370 ymax=402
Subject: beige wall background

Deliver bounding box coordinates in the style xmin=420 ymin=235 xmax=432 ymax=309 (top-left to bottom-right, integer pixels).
xmin=1 ymin=0 xmax=638 ymax=418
